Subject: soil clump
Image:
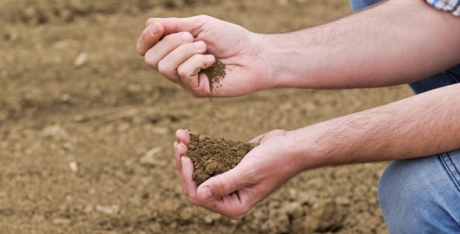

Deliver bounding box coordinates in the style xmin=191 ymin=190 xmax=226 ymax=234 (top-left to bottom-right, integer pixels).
xmin=203 ymin=59 xmax=226 ymax=92
xmin=187 ymin=133 xmax=256 ymax=185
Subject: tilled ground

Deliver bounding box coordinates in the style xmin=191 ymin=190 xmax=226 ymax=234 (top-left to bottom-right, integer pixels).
xmin=0 ymin=1 xmax=413 ymax=233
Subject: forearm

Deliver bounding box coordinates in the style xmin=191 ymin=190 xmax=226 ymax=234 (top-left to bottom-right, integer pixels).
xmin=260 ymin=0 xmax=460 ymax=89
xmin=286 ymin=83 xmax=460 ymax=169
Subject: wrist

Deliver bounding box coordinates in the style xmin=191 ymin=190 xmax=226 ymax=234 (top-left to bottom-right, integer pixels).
xmin=257 ymin=33 xmax=301 ymax=89
xmin=282 ymin=128 xmax=322 ymax=172
xmin=284 ymin=124 xmax=339 ymax=171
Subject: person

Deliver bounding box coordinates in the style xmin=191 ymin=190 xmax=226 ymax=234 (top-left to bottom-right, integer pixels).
xmin=136 ymin=0 xmax=460 ymax=232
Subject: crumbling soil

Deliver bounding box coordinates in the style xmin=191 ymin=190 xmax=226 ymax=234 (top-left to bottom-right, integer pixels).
xmin=203 ymin=59 xmax=226 ymax=92
xmin=187 ymin=134 xmax=256 ymax=185
xmin=0 ymin=0 xmax=414 ymax=233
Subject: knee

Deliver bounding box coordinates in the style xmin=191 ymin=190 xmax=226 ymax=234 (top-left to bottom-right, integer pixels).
xmin=378 ymin=160 xmax=425 ymax=233
xmin=378 ymin=157 xmax=460 ymax=233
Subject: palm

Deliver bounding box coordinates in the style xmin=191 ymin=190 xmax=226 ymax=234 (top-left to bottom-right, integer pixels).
xmin=189 ymin=16 xmax=270 ymax=96
xmin=175 ymin=129 xmax=301 ymax=219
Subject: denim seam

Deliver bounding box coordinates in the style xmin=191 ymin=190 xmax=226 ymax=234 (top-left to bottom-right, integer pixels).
xmin=439 ymin=153 xmax=460 ymax=193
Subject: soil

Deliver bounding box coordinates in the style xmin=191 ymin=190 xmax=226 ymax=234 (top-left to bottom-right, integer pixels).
xmin=202 ymin=59 xmax=226 ymax=92
xmin=187 ymin=134 xmax=256 ymax=185
xmin=0 ymin=0 xmax=414 ymax=233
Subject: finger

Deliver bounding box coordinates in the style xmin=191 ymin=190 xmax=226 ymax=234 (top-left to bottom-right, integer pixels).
xmin=180 ymin=156 xmax=198 ymax=200
xmin=174 ymin=140 xmax=187 ymax=171
xmin=146 ymin=16 xmax=212 ymax=37
xmin=175 ymin=129 xmax=191 ymax=145
xmin=177 ymin=54 xmax=215 ymax=91
xmin=144 ymin=31 xmax=194 ymax=70
xmin=176 ymin=72 xmax=211 ymax=98
xmin=157 ymin=41 xmax=209 ymax=82
xmin=197 ymin=164 xmax=254 ymax=202
xmin=137 ymin=22 xmax=164 ymax=56
xmin=173 ymin=138 xmax=196 ymax=199
xmin=197 ymin=187 xmax=252 ymax=220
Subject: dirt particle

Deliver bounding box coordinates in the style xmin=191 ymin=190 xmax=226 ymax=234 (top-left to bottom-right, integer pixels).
xmin=186 ymin=133 xmax=256 ymax=185
xmin=202 ymin=59 xmax=226 ymax=92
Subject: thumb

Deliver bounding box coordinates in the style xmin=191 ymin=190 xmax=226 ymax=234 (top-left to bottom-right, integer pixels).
xmin=196 ymin=164 xmax=254 ymax=202
xmin=137 ymin=21 xmax=165 ymax=56
xmin=146 ymin=15 xmax=211 ymax=37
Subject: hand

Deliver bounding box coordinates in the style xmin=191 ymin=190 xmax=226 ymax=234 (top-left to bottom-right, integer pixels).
xmin=137 ymin=15 xmax=271 ymax=97
xmin=173 ymin=129 xmax=304 ymax=219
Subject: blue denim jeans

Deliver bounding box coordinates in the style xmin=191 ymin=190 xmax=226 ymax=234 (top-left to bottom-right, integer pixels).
xmin=350 ymin=0 xmax=460 ymax=233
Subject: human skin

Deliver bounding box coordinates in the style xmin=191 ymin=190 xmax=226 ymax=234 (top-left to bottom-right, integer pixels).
xmin=174 ymin=82 xmax=460 ymax=219
xmin=137 ymin=0 xmax=460 ymax=96
xmin=137 ymin=0 xmax=460 ymax=219
xmin=137 ymin=15 xmax=268 ymax=97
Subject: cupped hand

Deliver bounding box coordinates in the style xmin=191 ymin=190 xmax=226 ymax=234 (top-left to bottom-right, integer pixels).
xmin=137 ymin=15 xmax=271 ymax=97
xmin=173 ymin=129 xmax=304 ymax=219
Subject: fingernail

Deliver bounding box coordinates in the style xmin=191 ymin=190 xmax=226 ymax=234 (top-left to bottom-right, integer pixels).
xmin=199 ymin=186 xmax=212 ymax=201
xmin=193 ymin=41 xmax=206 ymax=51
xmin=150 ymin=22 xmax=158 ymax=36
xmin=180 ymin=32 xmax=193 ymax=42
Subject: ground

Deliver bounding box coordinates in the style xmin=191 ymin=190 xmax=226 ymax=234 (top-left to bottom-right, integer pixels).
xmin=0 ymin=0 xmax=414 ymax=233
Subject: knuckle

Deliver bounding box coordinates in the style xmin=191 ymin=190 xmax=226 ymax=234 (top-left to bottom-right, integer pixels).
xmin=245 ymin=167 xmax=261 ymax=181
xmin=144 ymin=55 xmax=158 ymax=69
xmin=164 ymin=33 xmax=185 ymax=46
xmin=145 ymin=18 xmax=157 ymax=26
xmin=197 ymin=14 xmax=212 ymax=22
xmin=156 ymin=60 xmax=170 ymax=74
xmin=176 ymin=66 xmax=189 ymax=78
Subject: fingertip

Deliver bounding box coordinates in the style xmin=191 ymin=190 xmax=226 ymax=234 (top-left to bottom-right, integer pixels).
xmin=175 ymin=128 xmax=187 ymax=136
xmin=149 ymin=21 xmax=165 ymax=37
xmin=193 ymin=41 xmax=207 ymax=52
xmin=137 ymin=21 xmax=164 ymax=56
xmin=202 ymin=54 xmax=216 ymax=69
xmin=174 ymin=140 xmax=187 ymax=156
xmin=176 ymin=129 xmax=191 ymax=144
xmin=145 ymin=18 xmax=155 ymax=26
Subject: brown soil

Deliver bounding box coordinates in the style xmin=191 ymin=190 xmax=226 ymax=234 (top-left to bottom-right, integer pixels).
xmin=0 ymin=0 xmax=414 ymax=233
xmin=203 ymin=59 xmax=226 ymax=92
xmin=187 ymin=134 xmax=256 ymax=185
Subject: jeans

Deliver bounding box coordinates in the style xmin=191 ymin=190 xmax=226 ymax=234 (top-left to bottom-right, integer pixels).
xmin=379 ymin=152 xmax=460 ymax=233
xmin=350 ymin=0 xmax=460 ymax=233
xmin=349 ymin=0 xmax=380 ymax=11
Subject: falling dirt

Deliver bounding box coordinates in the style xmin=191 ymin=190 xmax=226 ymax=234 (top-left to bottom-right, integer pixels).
xmin=202 ymin=58 xmax=226 ymax=136
xmin=0 ymin=0 xmax=414 ymax=233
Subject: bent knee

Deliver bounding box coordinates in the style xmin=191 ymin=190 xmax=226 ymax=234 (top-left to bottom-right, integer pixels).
xmin=378 ymin=156 xmax=460 ymax=233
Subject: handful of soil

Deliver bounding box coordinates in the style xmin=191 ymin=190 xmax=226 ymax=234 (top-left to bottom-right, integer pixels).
xmin=186 ymin=133 xmax=257 ymax=185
